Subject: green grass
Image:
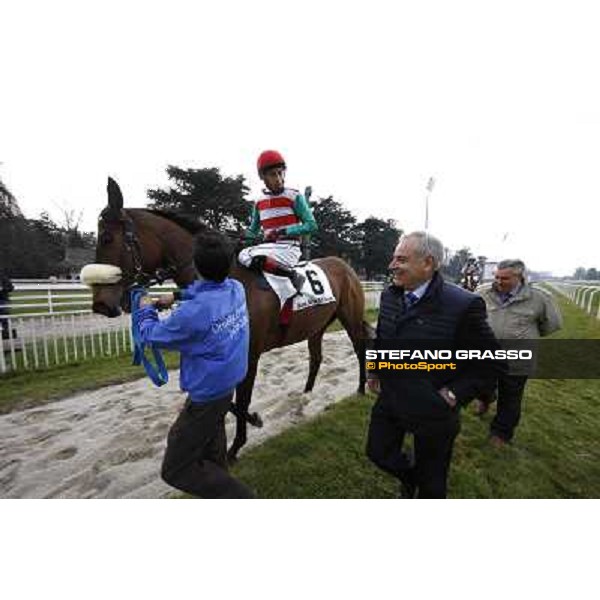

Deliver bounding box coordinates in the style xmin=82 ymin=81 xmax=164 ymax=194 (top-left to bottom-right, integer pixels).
xmin=230 ymin=289 xmax=600 ymax=498
xmin=231 ymin=380 xmax=600 ymax=498
xmin=238 ymin=377 xmax=600 ymax=498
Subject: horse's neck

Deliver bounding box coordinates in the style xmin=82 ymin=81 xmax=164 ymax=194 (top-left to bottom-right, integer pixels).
xmin=135 ymin=210 xmax=196 ymax=286
xmin=167 ymin=230 xmax=195 ymax=287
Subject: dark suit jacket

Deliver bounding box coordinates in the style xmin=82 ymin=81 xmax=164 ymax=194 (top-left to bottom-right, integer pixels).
xmin=376 ymin=271 xmax=502 ymax=420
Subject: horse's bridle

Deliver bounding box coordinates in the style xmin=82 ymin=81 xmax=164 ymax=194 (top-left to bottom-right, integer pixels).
xmin=100 ymin=208 xmax=182 ymax=290
xmin=100 ymin=208 xmax=244 ymax=290
xmin=121 ymin=216 xmax=146 ymax=285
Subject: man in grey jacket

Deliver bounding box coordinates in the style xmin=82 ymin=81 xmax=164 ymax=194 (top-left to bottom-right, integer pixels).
xmin=476 ymin=259 xmax=562 ymax=446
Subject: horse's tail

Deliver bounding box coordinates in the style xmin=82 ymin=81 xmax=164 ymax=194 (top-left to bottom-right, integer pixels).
xmin=363 ymin=319 xmax=376 ymax=340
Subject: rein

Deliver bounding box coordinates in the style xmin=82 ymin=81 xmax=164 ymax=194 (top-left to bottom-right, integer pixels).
xmin=130 ymin=287 xmax=169 ymax=387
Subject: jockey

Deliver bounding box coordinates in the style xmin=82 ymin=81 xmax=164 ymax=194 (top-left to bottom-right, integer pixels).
xmin=238 ymin=150 xmax=318 ymax=293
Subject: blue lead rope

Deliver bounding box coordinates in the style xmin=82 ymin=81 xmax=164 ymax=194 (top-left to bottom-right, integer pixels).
xmin=130 ymin=287 xmax=169 ymax=387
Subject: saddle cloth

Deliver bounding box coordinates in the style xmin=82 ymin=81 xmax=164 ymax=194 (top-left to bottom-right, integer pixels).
xmin=263 ymin=262 xmax=336 ymax=312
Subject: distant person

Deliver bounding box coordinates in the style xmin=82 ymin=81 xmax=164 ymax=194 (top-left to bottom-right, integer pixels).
xmin=0 ymin=269 xmax=14 ymax=340
xmin=366 ymin=232 xmax=502 ymax=498
xmin=475 ymin=259 xmax=562 ymax=446
xmin=135 ymin=230 xmax=254 ymax=498
xmin=238 ymin=150 xmax=318 ymax=293
xmin=461 ymin=258 xmax=481 ymax=291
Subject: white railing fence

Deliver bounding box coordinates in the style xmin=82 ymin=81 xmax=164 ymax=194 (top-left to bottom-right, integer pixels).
xmin=6 ymin=280 xmax=177 ymax=315
xmin=546 ymin=281 xmax=600 ymax=318
xmin=0 ymin=311 xmax=132 ymax=374
xmin=1 ymin=280 xmax=386 ymax=374
xmin=0 ymin=281 xmax=178 ymax=374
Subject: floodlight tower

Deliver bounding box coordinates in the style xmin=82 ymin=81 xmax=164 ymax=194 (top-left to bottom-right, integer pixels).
xmin=424 ymin=176 xmax=435 ymax=231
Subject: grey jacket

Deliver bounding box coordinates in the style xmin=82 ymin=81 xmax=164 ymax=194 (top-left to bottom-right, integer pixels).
xmin=478 ymin=282 xmax=562 ymax=375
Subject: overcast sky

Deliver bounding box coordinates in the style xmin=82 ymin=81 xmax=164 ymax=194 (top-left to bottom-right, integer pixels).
xmin=1 ymin=1 xmax=598 ymax=276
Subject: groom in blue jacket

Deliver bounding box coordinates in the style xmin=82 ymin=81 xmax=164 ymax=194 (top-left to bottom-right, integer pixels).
xmin=135 ymin=230 xmax=254 ymax=498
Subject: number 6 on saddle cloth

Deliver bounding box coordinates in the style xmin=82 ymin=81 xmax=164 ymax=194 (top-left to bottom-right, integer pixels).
xmin=261 ymin=262 xmax=336 ymax=316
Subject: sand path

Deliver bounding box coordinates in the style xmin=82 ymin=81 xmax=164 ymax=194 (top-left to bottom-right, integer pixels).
xmin=0 ymin=330 xmax=360 ymax=498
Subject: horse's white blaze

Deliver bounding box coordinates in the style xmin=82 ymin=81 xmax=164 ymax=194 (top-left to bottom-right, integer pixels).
xmin=80 ymin=263 xmax=123 ymax=286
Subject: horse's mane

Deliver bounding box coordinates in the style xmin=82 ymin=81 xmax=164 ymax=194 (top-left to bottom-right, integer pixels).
xmin=143 ymin=209 xmax=210 ymax=234
xmin=126 ymin=208 xmax=242 ymax=244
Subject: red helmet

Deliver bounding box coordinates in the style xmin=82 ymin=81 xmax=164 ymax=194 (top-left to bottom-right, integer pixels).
xmin=257 ymin=150 xmax=286 ymax=174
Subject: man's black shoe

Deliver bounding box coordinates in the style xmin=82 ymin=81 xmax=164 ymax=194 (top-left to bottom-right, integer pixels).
xmin=398 ymin=480 xmax=417 ymax=499
xmin=397 ymin=449 xmax=416 ymax=498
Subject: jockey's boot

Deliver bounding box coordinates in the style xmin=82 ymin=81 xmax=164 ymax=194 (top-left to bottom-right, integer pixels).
xmin=254 ymin=256 xmax=306 ymax=294
xmin=288 ymin=270 xmax=306 ymax=293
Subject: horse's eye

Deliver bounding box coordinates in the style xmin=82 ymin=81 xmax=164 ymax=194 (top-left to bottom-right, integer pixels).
xmin=100 ymin=231 xmax=113 ymax=245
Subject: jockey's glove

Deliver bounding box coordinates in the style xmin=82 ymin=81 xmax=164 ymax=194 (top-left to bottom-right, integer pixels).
xmin=264 ymin=228 xmax=286 ymax=243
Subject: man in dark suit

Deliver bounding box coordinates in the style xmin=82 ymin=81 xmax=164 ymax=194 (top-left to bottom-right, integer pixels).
xmin=366 ymin=232 xmax=501 ymax=498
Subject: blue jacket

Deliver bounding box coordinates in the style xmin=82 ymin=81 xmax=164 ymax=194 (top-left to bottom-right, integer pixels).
xmin=135 ymin=279 xmax=249 ymax=403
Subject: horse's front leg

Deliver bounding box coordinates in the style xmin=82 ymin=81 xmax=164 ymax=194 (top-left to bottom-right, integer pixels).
xmin=227 ymin=360 xmax=259 ymax=464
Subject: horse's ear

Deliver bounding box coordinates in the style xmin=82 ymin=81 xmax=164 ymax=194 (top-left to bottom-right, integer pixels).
xmin=107 ymin=177 xmax=124 ymax=211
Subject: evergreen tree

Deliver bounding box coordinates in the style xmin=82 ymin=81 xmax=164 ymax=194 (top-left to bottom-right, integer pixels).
xmin=354 ymin=217 xmax=402 ymax=280
xmin=147 ymin=165 xmax=252 ymax=231
xmin=309 ymin=195 xmax=359 ymax=262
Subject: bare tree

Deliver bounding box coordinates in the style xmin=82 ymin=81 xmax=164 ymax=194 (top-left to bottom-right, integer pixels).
xmin=52 ymin=200 xmax=84 ymax=233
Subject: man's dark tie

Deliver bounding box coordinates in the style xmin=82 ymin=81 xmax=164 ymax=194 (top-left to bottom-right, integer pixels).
xmin=405 ymin=291 xmax=419 ymax=309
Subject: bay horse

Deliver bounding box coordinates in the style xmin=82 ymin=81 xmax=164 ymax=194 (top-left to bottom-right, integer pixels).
xmin=87 ymin=178 xmax=369 ymax=461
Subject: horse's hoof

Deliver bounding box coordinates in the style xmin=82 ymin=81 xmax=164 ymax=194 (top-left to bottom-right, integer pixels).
xmin=248 ymin=412 xmax=263 ymax=428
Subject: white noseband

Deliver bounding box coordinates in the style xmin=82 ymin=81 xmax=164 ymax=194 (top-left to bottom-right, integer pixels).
xmin=80 ymin=263 xmax=123 ymax=286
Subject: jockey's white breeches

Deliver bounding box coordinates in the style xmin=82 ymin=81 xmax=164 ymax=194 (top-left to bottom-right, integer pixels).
xmin=238 ymin=242 xmax=302 ymax=269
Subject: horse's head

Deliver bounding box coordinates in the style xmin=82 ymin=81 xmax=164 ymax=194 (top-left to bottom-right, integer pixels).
xmin=81 ymin=178 xmax=166 ymax=317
